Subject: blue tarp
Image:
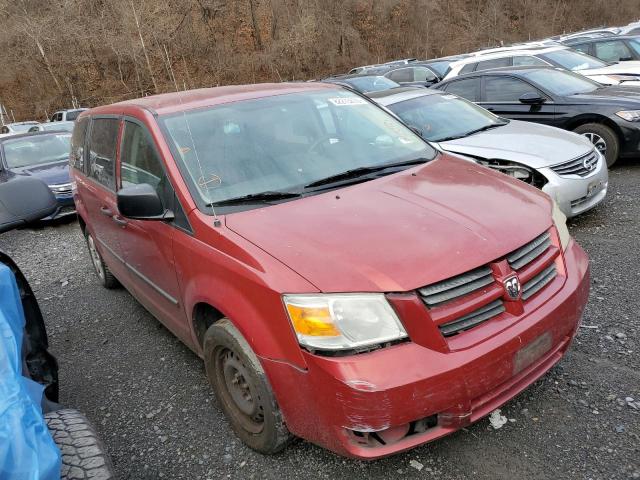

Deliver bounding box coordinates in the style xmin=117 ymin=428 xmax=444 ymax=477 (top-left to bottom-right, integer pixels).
xmin=0 ymin=263 xmax=61 ymax=479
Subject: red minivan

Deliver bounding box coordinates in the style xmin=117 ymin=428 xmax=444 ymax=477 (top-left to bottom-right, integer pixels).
xmin=71 ymin=83 xmax=590 ymax=459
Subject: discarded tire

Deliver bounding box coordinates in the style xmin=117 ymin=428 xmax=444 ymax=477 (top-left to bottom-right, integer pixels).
xmin=44 ymin=409 xmax=116 ymax=480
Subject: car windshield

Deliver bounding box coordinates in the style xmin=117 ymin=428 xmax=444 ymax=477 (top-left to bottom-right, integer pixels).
xmin=11 ymin=123 xmax=38 ymax=133
xmin=425 ymin=61 xmax=452 ymax=77
xmin=541 ymin=49 xmax=608 ymax=70
xmin=160 ymin=89 xmax=435 ymax=207
xmin=387 ymin=93 xmax=506 ymax=142
xmin=628 ymin=39 xmax=640 ymax=56
xmin=342 ymin=76 xmax=399 ymax=93
xmin=521 ymin=68 xmax=601 ymax=95
xmin=3 ymin=134 xmax=71 ymax=168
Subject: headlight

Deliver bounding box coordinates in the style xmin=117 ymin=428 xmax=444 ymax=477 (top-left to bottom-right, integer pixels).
xmin=283 ymin=294 xmax=407 ymax=351
xmin=615 ymin=110 xmax=640 ymax=122
xmin=552 ymin=200 xmax=570 ymax=250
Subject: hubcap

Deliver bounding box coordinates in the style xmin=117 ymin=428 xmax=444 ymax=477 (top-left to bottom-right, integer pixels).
xmin=87 ymin=235 xmax=105 ymax=280
xmin=582 ymin=132 xmax=607 ymax=155
xmin=216 ymin=349 xmax=264 ymax=433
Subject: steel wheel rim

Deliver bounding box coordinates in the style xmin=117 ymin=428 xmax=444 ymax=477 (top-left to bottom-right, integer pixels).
xmin=215 ymin=348 xmax=264 ymax=434
xmin=582 ymin=132 xmax=607 ymax=155
xmin=87 ymin=235 xmax=105 ymax=281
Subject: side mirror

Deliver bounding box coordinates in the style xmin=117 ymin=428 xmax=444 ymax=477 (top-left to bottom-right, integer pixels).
xmin=0 ymin=177 xmax=58 ymax=233
xmin=117 ymin=183 xmax=173 ymax=221
xmin=519 ymin=92 xmax=546 ymax=105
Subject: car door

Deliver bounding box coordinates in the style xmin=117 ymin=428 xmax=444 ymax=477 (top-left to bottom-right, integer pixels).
xmin=116 ymin=118 xmax=190 ymax=341
xmin=439 ymin=77 xmax=482 ymax=102
xmin=478 ymin=75 xmax=556 ymax=124
xmin=593 ymin=39 xmax=636 ymax=62
xmin=76 ymin=116 xmax=130 ymax=281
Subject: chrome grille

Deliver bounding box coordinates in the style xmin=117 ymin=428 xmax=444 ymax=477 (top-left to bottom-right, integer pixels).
xmin=550 ymin=150 xmax=599 ymax=177
xmin=507 ymin=232 xmax=551 ymax=270
xmin=418 ymin=266 xmax=494 ymax=307
xmin=439 ymin=300 xmax=505 ymax=337
xmin=522 ymin=264 xmax=557 ymax=300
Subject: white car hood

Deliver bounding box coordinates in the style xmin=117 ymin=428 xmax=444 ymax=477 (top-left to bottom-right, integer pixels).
xmin=438 ymin=120 xmax=593 ymax=169
xmin=581 ymin=62 xmax=640 ymax=84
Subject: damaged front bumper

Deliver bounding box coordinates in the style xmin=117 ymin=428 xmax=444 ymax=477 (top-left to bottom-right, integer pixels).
xmin=261 ymin=239 xmax=589 ymax=459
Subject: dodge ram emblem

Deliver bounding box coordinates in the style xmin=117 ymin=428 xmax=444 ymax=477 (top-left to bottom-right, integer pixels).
xmin=504 ymin=276 xmax=521 ymax=300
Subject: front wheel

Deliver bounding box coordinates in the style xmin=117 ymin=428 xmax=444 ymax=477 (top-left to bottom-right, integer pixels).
xmin=203 ymin=319 xmax=292 ymax=454
xmin=573 ymin=123 xmax=619 ymax=167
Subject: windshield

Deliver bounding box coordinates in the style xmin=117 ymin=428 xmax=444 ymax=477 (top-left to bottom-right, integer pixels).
xmin=342 ymin=76 xmax=399 ymax=93
xmin=3 ymin=134 xmax=71 ymax=168
xmin=160 ymin=89 xmax=435 ymax=208
xmin=425 ymin=61 xmax=452 ymax=77
xmin=628 ymin=39 xmax=640 ymax=57
xmin=541 ymin=49 xmax=608 ymax=71
xmin=521 ymin=68 xmax=601 ymax=95
xmin=387 ymin=93 xmax=505 ymax=142
xmin=11 ymin=123 xmax=39 ymax=133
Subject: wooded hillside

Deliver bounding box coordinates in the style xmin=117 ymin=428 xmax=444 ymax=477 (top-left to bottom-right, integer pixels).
xmin=1 ymin=0 xmax=639 ymax=120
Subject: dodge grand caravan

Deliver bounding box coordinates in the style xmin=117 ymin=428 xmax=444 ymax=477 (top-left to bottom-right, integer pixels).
xmin=71 ymin=83 xmax=590 ymax=459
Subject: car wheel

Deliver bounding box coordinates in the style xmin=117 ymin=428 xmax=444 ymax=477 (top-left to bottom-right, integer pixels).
xmin=573 ymin=123 xmax=619 ymax=167
xmin=85 ymin=231 xmax=119 ymax=289
xmin=44 ymin=409 xmax=115 ymax=480
xmin=203 ymin=318 xmax=292 ymax=454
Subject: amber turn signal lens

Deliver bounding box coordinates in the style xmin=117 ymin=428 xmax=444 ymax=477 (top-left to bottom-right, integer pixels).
xmin=286 ymin=304 xmax=340 ymax=337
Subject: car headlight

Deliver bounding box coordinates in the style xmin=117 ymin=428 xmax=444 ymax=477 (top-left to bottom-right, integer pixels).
xmin=283 ymin=294 xmax=407 ymax=351
xmin=615 ymin=110 xmax=640 ymax=122
xmin=552 ymin=200 xmax=570 ymax=250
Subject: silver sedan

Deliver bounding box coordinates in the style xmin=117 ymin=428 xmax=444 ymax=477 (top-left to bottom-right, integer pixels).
xmin=370 ymin=87 xmax=608 ymax=218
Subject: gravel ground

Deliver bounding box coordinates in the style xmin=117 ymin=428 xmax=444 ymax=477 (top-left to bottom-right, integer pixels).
xmin=1 ymin=161 xmax=639 ymax=480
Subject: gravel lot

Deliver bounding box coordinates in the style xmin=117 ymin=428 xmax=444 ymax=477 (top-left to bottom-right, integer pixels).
xmin=1 ymin=161 xmax=639 ymax=480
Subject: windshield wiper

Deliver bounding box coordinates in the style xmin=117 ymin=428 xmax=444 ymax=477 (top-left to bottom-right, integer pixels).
xmin=208 ymin=190 xmax=302 ymax=207
xmin=303 ymin=158 xmax=430 ymax=189
xmin=462 ymin=121 xmax=509 ymax=137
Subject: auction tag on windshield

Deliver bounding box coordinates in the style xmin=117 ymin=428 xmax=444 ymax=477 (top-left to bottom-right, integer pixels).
xmin=328 ymin=97 xmax=368 ymax=106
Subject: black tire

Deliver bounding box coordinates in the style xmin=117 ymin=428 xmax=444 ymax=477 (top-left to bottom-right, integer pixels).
xmin=44 ymin=409 xmax=115 ymax=480
xmin=84 ymin=231 xmax=119 ymax=289
xmin=203 ymin=319 xmax=292 ymax=454
xmin=573 ymin=122 xmax=619 ymax=167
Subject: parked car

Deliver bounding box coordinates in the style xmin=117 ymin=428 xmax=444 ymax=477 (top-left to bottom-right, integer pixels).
xmin=436 ymin=66 xmax=640 ymax=166
xmin=419 ymin=54 xmax=473 ymax=78
xmin=71 ymin=83 xmax=589 ymax=459
xmin=0 ymin=175 xmax=114 ymax=479
xmin=561 ymin=35 xmax=640 ymax=63
xmin=346 ymin=63 xmax=442 ymax=87
xmin=348 ymin=58 xmax=418 ymax=74
xmin=370 ymin=87 xmax=608 ymax=217
xmin=0 ymin=121 xmax=40 ymax=137
xmin=49 ymin=108 xmax=87 ymax=122
xmin=444 ymin=45 xmax=640 ymax=86
xmin=0 ymin=132 xmax=75 ymax=219
xmin=618 ymin=21 xmax=640 ymax=36
xmin=322 ymin=74 xmax=401 ymax=93
xmin=29 ymin=121 xmax=75 ymax=133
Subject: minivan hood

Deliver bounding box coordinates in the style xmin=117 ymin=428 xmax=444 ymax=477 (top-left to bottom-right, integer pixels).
xmin=438 ymin=120 xmax=592 ymax=169
xmin=12 ymin=160 xmax=70 ymax=186
xmin=225 ymin=154 xmax=552 ymax=293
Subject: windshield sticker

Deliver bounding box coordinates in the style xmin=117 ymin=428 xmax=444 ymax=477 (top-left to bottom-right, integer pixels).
xmin=328 ymin=97 xmax=368 ymax=106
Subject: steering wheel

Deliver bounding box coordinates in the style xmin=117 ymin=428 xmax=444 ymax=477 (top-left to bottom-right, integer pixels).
xmin=307 ymin=135 xmax=337 ymax=154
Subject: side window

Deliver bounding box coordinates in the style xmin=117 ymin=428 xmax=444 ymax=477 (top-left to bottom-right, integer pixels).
xmin=70 ymin=117 xmax=89 ymax=172
xmin=484 ymin=76 xmax=539 ymax=102
xmin=475 ymin=57 xmax=511 ymax=72
xmin=442 ymin=78 xmax=480 ymax=102
xmin=387 ymin=68 xmax=413 ymax=83
xmin=571 ymin=43 xmax=591 ymax=55
xmin=0 ymin=126 xmax=8 ymax=134
xmin=513 ymin=55 xmax=548 ymax=67
xmin=66 ymin=110 xmax=80 ymax=121
xmin=87 ymin=118 xmax=119 ymax=190
xmin=459 ymin=63 xmax=477 ymax=74
xmin=595 ymin=40 xmax=633 ymax=62
xmin=413 ymin=67 xmax=437 ymax=82
xmin=120 ymin=121 xmax=165 ymax=192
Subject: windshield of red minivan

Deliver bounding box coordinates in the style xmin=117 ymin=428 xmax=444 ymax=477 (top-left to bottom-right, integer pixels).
xmin=160 ymin=90 xmax=435 ymax=208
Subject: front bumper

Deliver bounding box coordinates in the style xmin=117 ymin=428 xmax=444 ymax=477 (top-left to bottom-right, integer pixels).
xmin=261 ymin=239 xmax=589 ymax=459
xmin=540 ymin=159 xmax=608 ymax=218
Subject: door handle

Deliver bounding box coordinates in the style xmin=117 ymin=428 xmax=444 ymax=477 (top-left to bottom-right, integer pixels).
xmin=100 ymin=206 xmax=113 ymax=216
xmin=486 ymin=107 xmax=495 ymax=111
xmin=112 ymin=215 xmax=128 ymax=227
